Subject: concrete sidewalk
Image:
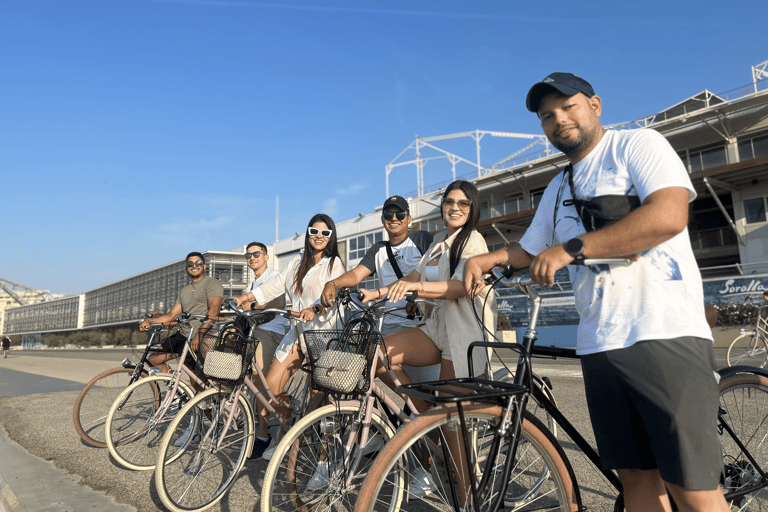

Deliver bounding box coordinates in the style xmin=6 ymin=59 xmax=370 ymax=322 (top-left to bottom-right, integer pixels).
xmin=0 ymin=423 xmax=135 ymax=512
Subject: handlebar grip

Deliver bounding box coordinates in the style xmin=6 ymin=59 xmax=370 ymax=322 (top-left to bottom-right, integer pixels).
xmin=405 ymin=290 xmax=419 ymax=302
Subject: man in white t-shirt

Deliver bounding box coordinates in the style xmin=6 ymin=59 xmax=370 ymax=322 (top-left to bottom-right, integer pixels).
xmin=240 ymin=242 xmax=290 ymax=459
xmin=321 ymin=195 xmax=437 ymax=383
xmin=464 ymin=73 xmax=728 ymax=511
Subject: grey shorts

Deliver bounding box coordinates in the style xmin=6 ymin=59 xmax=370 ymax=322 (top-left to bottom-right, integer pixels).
xmin=252 ymin=326 xmax=282 ymax=375
xmin=581 ymin=337 xmax=722 ymax=490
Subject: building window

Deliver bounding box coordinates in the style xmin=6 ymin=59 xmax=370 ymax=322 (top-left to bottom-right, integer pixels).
xmin=738 ymin=133 xmax=768 ymax=161
xmin=678 ymin=143 xmax=727 ymax=172
xmin=348 ymin=232 xmax=383 ymax=261
xmin=345 ymin=231 xmax=384 ymax=291
xmin=744 ymin=197 xmax=767 ymax=224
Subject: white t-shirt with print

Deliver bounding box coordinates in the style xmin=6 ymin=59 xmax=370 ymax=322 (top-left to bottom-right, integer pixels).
xmin=358 ymin=231 xmax=433 ymax=327
xmin=519 ymin=128 xmax=712 ymax=355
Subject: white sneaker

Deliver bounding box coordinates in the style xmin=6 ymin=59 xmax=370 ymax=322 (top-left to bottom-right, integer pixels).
xmin=409 ymin=465 xmax=437 ymax=499
xmin=261 ymin=436 xmax=278 ymax=460
xmin=174 ymin=422 xmax=196 ymax=447
xmin=344 ymin=431 xmax=386 ymax=458
xmin=361 ymin=433 xmax=385 ymax=456
xmin=306 ymin=460 xmax=330 ymax=491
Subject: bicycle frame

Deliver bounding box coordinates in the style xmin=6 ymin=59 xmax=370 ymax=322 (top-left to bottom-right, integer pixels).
xmin=485 ymin=270 xmax=768 ymax=509
xmin=118 ymin=323 xmax=173 ymax=383
xmin=307 ymin=291 xmax=429 ymax=488
xmin=114 ymin=314 xmax=209 ymax=418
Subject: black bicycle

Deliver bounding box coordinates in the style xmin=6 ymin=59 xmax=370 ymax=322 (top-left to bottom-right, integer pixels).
xmin=355 ymin=260 xmax=768 ymax=512
xmin=73 ymin=316 xmax=172 ymax=448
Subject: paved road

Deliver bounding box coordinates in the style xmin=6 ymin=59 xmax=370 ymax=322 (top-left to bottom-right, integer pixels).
xmin=0 ymin=346 xmax=731 ymax=512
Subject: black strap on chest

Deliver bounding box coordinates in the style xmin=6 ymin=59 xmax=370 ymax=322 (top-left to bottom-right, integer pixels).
xmin=385 ymin=242 xmax=404 ymax=279
xmin=561 ymin=164 xmax=642 ymax=232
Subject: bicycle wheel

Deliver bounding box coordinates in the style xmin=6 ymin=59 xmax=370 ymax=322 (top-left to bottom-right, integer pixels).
xmin=261 ymin=402 xmax=397 ymax=512
xmin=727 ymin=333 xmax=768 ymax=368
xmin=719 ymin=373 xmax=768 ymax=510
xmin=354 ymin=404 xmax=580 ymax=512
xmin=105 ymin=375 xmax=194 ymax=471
xmin=155 ymin=387 xmax=254 ymax=512
xmin=73 ymin=366 xmax=146 ymax=448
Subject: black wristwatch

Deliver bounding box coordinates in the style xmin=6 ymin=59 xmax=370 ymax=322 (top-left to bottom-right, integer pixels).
xmin=564 ymin=237 xmax=585 ymax=261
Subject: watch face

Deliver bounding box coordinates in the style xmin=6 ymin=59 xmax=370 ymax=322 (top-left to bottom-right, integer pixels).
xmin=566 ymin=238 xmax=584 ymax=256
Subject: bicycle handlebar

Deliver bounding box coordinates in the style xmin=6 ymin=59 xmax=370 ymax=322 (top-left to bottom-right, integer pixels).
xmin=336 ymin=287 xmax=436 ymax=313
xmin=174 ymin=313 xmax=225 ymax=324
xmin=224 ymin=298 xmax=299 ymax=320
xmin=490 ymin=258 xmax=631 ymax=289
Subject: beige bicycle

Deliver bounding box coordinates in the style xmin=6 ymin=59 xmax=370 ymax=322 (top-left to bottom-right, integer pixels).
xmin=727 ymin=308 xmax=768 ymax=368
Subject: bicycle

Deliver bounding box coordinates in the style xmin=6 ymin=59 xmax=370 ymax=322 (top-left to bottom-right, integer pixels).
xmin=153 ymin=301 xmax=325 ymax=512
xmin=355 ymin=260 xmax=768 ymax=512
xmin=104 ymin=313 xmax=217 ymax=471
xmin=73 ymin=316 xmax=172 ymax=448
xmin=259 ymin=288 xmax=438 ymax=512
xmin=727 ymin=301 xmax=768 ymax=368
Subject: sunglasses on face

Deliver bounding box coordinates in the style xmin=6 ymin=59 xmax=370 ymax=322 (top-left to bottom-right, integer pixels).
xmin=186 ymin=261 xmax=204 ymax=268
xmin=244 ymin=251 xmax=262 ymax=260
xmin=382 ymin=211 xmax=408 ymax=221
xmin=308 ymin=227 xmax=333 ymax=238
xmin=443 ymin=198 xmax=472 ymax=211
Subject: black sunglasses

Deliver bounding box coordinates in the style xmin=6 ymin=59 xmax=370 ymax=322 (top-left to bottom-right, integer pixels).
xmin=244 ymin=251 xmax=262 ymax=260
xmin=186 ymin=261 xmax=204 ymax=268
xmin=382 ymin=211 xmax=408 ymax=221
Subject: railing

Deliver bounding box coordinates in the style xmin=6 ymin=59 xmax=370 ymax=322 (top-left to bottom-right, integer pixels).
xmin=394 ymin=69 xmax=768 ymax=200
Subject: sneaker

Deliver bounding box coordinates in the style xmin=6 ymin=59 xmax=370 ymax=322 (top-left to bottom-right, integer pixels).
xmin=261 ymin=436 xmax=279 ymax=461
xmin=409 ymin=465 xmax=437 ymax=499
xmin=248 ymin=436 xmax=272 ymax=460
xmin=344 ymin=431 xmax=386 ymax=458
xmin=362 ymin=433 xmax=385 ymax=456
xmin=174 ymin=422 xmax=197 ymax=447
xmin=306 ymin=460 xmax=330 ymax=491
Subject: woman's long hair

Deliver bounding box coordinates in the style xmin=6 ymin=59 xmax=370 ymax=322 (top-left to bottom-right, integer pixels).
xmin=442 ymin=180 xmax=480 ymax=278
xmin=293 ymin=213 xmax=340 ymax=295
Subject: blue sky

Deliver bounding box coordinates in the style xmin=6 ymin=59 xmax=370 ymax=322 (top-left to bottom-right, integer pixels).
xmin=2 ymin=0 xmax=766 ymax=296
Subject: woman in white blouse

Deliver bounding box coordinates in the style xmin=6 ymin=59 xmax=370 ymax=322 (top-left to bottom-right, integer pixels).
xmin=361 ymin=180 xmax=496 ymax=407
xmin=234 ymin=213 xmax=344 ymax=457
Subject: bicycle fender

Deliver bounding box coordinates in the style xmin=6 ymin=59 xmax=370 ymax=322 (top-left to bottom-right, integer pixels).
xmin=718 ymin=365 xmax=768 ymax=380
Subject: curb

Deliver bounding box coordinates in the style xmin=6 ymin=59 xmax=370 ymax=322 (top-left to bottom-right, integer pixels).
xmin=0 ymin=473 xmax=23 ymax=512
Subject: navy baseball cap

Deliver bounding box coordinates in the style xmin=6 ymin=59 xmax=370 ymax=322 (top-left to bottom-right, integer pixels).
xmin=382 ymin=195 xmax=409 ymax=211
xmin=526 ymin=72 xmax=596 ymax=113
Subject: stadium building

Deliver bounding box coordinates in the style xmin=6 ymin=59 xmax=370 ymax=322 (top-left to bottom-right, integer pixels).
xmin=4 ymin=60 xmax=768 ymax=338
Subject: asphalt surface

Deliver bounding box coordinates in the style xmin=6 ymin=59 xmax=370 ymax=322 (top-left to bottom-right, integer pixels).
xmin=0 ymin=338 xmax=735 ymax=512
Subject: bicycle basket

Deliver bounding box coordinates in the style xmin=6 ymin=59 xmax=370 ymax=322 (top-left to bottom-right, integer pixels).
xmin=203 ymin=323 xmax=257 ymax=383
xmin=303 ymin=330 xmax=381 ymax=396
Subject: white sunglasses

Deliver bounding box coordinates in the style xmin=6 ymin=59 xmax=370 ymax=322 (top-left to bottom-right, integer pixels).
xmin=307 ymin=227 xmax=333 ymax=238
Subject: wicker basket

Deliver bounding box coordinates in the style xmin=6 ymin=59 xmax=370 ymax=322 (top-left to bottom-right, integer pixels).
xmin=303 ymin=330 xmax=381 ymax=396
xmin=203 ymin=323 xmax=257 ymax=384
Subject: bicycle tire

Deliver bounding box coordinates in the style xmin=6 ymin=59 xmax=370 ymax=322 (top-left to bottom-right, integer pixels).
xmin=155 ymin=387 xmax=254 ymax=512
xmin=105 ymin=375 xmax=194 ymax=471
xmin=719 ymin=373 xmax=768 ymax=510
xmin=73 ymin=366 xmax=146 ymax=448
xmin=354 ymin=404 xmax=580 ymax=512
xmin=727 ymin=333 xmax=768 ymax=368
xmin=261 ymin=402 xmax=398 ymax=512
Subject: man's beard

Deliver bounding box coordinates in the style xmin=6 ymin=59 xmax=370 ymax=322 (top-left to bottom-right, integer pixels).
xmin=550 ymin=124 xmax=599 ymax=158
